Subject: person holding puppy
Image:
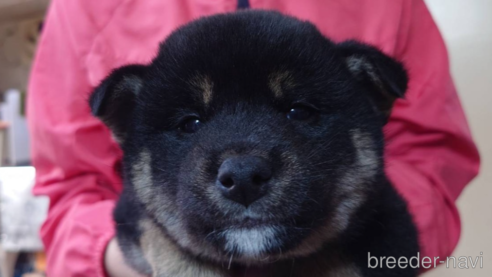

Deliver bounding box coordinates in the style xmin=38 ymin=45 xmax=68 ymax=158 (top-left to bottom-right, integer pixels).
xmin=27 ymin=0 xmax=479 ymax=276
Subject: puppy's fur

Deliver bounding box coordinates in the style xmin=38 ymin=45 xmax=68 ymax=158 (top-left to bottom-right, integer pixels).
xmin=90 ymin=11 xmax=419 ymax=277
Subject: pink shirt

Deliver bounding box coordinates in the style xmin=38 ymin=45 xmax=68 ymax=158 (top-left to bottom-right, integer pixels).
xmin=27 ymin=0 xmax=480 ymax=276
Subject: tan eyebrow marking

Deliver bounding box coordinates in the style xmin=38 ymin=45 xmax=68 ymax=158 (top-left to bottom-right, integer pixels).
xmin=189 ymin=74 xmax=214 ymax=105
xmin=268 ymin=71 xmax=295 ymax=98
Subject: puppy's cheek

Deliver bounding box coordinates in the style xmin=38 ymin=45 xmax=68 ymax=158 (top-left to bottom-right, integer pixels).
xmin=139 ymin=219 xmax=228 ymax=277
xmin=287 ymin=129 xmax=378 ymax=257
xmin=330 ymin=129 xmax=378 ymax=230
xmin=132 ymin=149 xmax=154 ymax=205
xmin=275 ymin=150 xmax=307 ymax=205
xmin=131 ymin=149 xmax=195 ymax=253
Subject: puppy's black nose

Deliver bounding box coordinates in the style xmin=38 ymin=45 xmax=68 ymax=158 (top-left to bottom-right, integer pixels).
xmin=217 ymin=156 xmax=272 ymax=207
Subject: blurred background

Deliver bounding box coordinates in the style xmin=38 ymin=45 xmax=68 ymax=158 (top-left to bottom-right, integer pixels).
xmin=0 ymin=0 xmax=490 ymax=276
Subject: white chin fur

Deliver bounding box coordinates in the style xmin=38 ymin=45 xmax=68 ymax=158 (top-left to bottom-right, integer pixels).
xmin=222 ymin=226 xmax=283 ymax=260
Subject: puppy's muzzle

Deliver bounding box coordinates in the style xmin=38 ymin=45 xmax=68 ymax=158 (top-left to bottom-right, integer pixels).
xmin=216 ymin=156 xmax=272 ymax=207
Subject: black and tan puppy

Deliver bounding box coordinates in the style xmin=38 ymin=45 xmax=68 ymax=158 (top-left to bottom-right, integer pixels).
xmin=90 ymin=10 xmax=419 ymax=277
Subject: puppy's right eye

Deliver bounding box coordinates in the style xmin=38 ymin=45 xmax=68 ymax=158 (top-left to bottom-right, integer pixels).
xmin=179 ymin=117 xmax=203 ymax=133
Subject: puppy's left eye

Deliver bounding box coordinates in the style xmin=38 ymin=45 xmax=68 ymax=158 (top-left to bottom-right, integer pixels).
xmin=179 ymin=117 xmax=203 ymax=133
xmin=287 ymin=105 xmax=317 ymax=121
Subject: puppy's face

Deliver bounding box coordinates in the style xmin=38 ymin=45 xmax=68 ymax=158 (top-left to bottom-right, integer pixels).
xmin=90 ymin=11 xmax=407 ymax=264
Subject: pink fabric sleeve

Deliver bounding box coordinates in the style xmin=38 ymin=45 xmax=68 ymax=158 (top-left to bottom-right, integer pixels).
xmin=27 ymin=1 xmax=123 ymax=276
xmin=384 ymin=0 xmax=480 ymax=265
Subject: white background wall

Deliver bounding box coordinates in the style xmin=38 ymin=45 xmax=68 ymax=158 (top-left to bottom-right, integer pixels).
xmin=0 ymin=89 xmax=31 ymax=165
xmin=424 ymin=0 xmax=492 ymax=276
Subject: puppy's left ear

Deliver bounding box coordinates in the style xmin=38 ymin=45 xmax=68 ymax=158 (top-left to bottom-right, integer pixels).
xmin=337 ymin=40 xmax=408 ymax=119
xmin=89 ymin=65 xmax=147 ymax=143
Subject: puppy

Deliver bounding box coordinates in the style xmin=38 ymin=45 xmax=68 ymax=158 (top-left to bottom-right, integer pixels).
xmin=90 ymin=10 xmax=419 ymax=277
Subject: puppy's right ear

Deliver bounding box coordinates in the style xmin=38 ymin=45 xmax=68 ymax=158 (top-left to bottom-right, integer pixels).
xmin=89 ymin=65 xmax=147 ymax=143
